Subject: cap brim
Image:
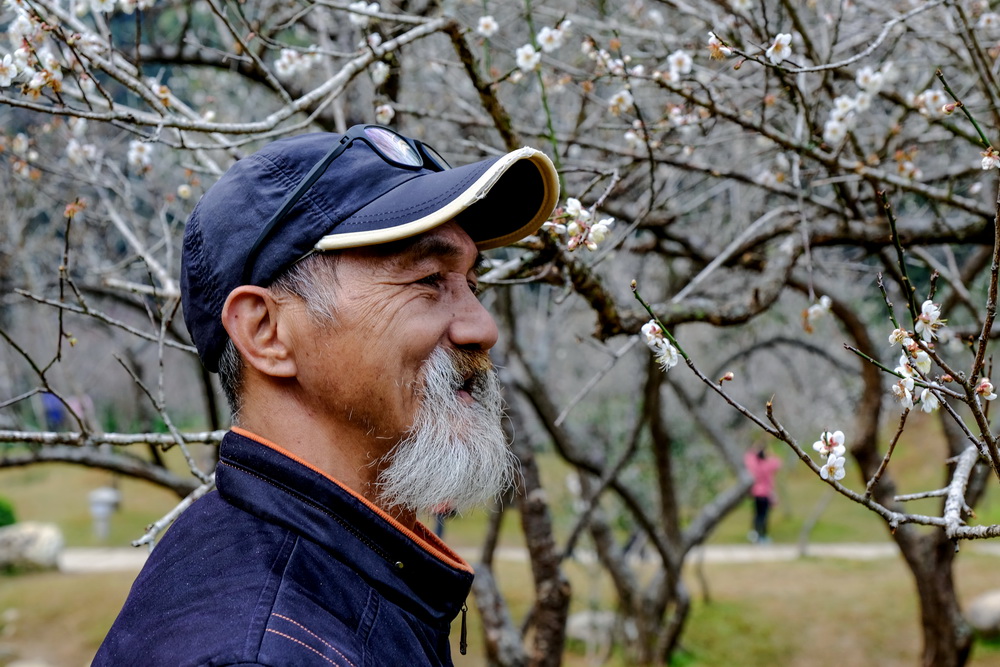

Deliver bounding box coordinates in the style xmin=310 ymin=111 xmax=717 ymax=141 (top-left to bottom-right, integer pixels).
xmin=312 ymin=147 xmax=559 ymax=251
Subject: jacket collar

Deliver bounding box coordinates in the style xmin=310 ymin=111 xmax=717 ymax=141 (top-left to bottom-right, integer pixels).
xmin=216 ymin=428 xmax=474 ymax=622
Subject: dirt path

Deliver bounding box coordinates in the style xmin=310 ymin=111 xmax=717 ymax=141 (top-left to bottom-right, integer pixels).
xmin=60 ymin=542 xmax=1000 ymax=573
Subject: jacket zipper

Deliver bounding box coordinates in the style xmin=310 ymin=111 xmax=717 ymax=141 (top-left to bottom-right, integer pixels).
xmin=460 ymin=602 xmax=468 ymax=655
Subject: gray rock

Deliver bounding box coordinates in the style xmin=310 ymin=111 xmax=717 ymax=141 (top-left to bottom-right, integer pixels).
xmin=967 ymin=589 xmax=1000 ymax=637
xmin=0 ymin=523 xmax=63 ymax=571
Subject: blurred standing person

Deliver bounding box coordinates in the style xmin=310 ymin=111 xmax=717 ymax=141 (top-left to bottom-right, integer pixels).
xmin=744 ymin=445 xmax=781 ymax=543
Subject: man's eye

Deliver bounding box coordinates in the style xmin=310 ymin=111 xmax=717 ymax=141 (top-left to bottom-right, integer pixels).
xmin=416 ymin=272 xmax=444 ymax=286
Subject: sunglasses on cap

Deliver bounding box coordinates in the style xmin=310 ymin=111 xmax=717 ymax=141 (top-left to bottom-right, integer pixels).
xmin=242 ymin=125 xmax=452 ymax=285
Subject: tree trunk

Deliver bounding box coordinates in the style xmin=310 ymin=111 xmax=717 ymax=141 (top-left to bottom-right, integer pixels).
xmin=895 ymin=530 xmax=973 ymax=667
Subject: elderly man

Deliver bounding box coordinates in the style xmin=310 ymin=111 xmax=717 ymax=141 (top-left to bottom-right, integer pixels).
xmin=94 ymin=126 xmax=559 ymax=666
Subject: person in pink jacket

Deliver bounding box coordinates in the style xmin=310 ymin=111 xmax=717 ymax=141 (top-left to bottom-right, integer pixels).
xmin=744 ymin=446 xmax=782 ymax=543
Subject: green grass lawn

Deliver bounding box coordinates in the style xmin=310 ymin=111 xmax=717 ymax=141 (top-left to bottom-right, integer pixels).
xmin=4 ymin=553 xmax=1000 ymax=666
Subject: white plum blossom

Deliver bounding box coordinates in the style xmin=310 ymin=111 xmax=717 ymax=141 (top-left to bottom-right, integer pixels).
xmin=804 ymin=295 xmax=832 ymax=331
xmin=119 ymin=0 xmax=155 ymax=15
xmin=855 ymin=66 xmax=884 ymax=93
xmin=65 ymin=139 xmax=97 ymax=165
xmin=27 ymin=70 xmax=49 ymax=90
xmin=977 ymin=12 xmax=1000 ymax=29
xmin=654 ymin=340 xmax=679 ymax=371
xmin=831 ymin=95 xmax=856 ymax=121
xmin=177 ymin=184 xmax=193 ymax=199
xmin=374 ymin=103 xmax=395 ymax=124
xmin=733 ymin=0 xmax=753 ymax=11
xmin=707 ymin=32 xmax=732 ymax=59
xmin=976 ymin=378 xmax=997 ymax=401
xmin=12 ymin=133 xmax=29 ymax=156
xmin=624 ymin=129 xmax=643 ymax=150
xmin=12 ymin=48 xmax=29 ymax=70
xmin=899 ymin=338 xmax=931 ymax=375
xmin=515 ymin=44 xmax=541 ymax=72
xmin=537 ymin=23 xmax=570 ymax=52
xmin=892 ymin=376 xmax=915 ymax=410
xmin=667 ymin=49 xmax=693 ymax=75
xmin=565 ymin=197 xmax=591 ymax=221
xmin=888 ymin=328 xmax=908 ymax=346
xmin=608 ymin=88 xmax=634 ymax=116
xmin=982 ymin=148 xmax=1000 ymax=170
xmin=274 ymin=48 xmax=320 ymax=79
xmin=820 ymin=453 xmax=847 ymax=481
xmin=587 ymin=218 xmax=613 ymax=248
xmin=823 ymin=118 xmax=847 ymax=145
xmin=0 ymin=54 xmax=16 ymax=86
xmin=919 ymin=389 xmax=941 ymax=413
xmin=90 ymin=0 xmax=115 ymax=12
xmin=854 ymin=92 xmax=873 ymax=112
xmin=348 ymin=1 xmax=379 ymax=27
xmin=476 ymin=15 xmax=498 ymax=38
xmin=8 ymin=14 xmax=40 ymax=47
xmin=765 ymin=33 xmax=792 ymax=65
xmin=813 ymin=431 xmax=846 ymax=457
xmin=127 ymin=140 xmax=153 ymax=170
xmin=641 ymin=320 xmax=680 ymax=372
xmin=914 ymin=300 xmax=944 ymax=342
xmin=370 ymin=61 xmax=390 ymax=86
xmin=915 ymin=88 xmax=948 ymax=117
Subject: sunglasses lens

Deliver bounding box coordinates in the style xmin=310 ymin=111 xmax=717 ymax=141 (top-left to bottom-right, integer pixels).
xmin=421 ymin=142 xmax=452 ymax=170
xmin=364 ymin=126 xmax=422 ymax=167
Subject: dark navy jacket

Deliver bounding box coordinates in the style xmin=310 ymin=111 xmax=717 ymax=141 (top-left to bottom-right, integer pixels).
xmin=94 ymin=428 xmax=474 ymax=666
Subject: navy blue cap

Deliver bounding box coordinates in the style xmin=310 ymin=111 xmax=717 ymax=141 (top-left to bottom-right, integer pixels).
xmin=181 ymin=131 xmax=559 ymax=372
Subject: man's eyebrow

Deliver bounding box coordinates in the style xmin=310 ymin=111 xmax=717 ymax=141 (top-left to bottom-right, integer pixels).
xmin=388 ymin=235 xmax=486 ymax=272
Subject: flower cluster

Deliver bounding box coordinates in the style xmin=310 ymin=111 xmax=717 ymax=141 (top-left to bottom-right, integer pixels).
xmin=888 ymin=315 xmax=943 ymax=413
xmin=813 ymin=431 xmax=846 ymax=481
xmin=512 ymin=20 xmax=570 ymax=74
xmin=66 ymin=138 xmax=97 ymax=165
xmin=822 ymin=63 xmax=893 ymax=147
xmin=542 ymin=197 xmax=614 ymax=251
xmin=274 ymin=48 xmax=321 ymax=79
xmin=641 ymin=320 xmax=679 ymax=372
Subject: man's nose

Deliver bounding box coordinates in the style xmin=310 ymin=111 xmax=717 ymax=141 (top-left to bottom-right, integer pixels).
xmin=448 ymin=289 xmax=499 ymax=351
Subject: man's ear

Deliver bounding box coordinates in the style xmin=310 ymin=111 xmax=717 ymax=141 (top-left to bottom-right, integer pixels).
xmin=221 ymin=286 xmax=298 ymax=378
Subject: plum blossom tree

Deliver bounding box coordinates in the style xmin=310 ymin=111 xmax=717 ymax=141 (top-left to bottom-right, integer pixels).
xmin=5 ymin=0 xmax=1000 ymax=664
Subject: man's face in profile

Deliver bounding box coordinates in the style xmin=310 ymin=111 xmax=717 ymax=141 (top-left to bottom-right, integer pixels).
xmin=281 ymin=220 xmax=517 ymax=514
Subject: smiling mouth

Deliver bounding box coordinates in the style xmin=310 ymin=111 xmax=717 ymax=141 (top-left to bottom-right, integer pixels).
xmin=457 ymin=375 xmax=478 ymax=403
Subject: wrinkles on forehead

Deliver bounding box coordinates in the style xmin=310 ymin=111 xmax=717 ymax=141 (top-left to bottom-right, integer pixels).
xmin=367 ymin=229 xmax=486 ymax=274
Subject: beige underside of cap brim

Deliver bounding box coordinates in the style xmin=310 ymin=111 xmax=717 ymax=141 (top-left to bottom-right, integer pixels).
xmin=312 ymin=147 xmax=559 ymax=252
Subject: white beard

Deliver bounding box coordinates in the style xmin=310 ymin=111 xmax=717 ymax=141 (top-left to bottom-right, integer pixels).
xmin=375 ymin=347 xmax=517 ymax=515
